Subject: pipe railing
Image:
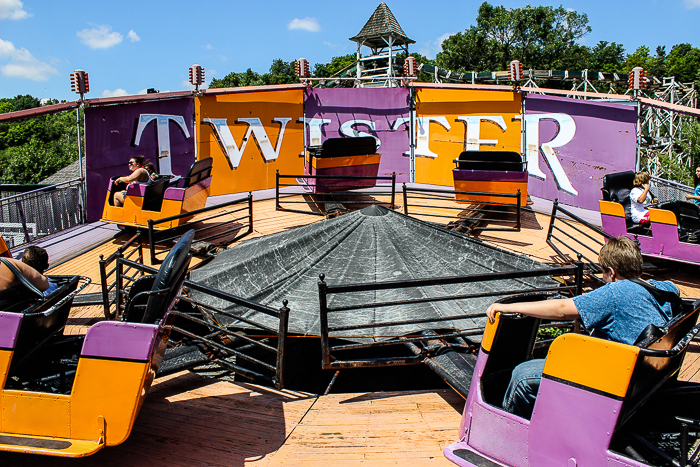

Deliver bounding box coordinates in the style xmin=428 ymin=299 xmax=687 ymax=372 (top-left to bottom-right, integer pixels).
xmin=402 ymin=184 xmax=522 ymax=232
xmin=317 ymin=263 xmax=583 ymax=369
xmin=276 ymin=172 xmax=396 ymax=216
xmin=145 ymin=194 xmax=253 ymax=264
xmin=98 ymin=231 xmax=143 ymax=319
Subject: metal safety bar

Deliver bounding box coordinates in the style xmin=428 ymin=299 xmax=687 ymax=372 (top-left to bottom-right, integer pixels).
xmin=112 ymin=258 xmax=290 ymax=390
xmin=317 ymin=263 xmax=583 ymax=369
xmin=402 ymin=184 xmax=522 ymax=232
xmin=275 ymin=172 xmax=396 ymax=216
xmin=545 ymin=199 xmax=613 ymax=274
xmin=145 ymin=194 xmax=253 ymax=264
xmin=98 ymin=231 xmax=143 ymax=319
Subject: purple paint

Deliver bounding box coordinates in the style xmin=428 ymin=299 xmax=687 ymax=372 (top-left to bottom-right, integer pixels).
xmin=529 ymin=378 xmax=623 ymax=466
xmin=81 ymin=321 xmax=158 ymax=361
xmin=303 ymin=88 xmax=410 ymax=183
xmin=0 ymin=312 xmax=23 ymax=349
xmin=525 ymin=94 xmax=637 ymax=211
xmin=452 ymin=170 xmax=528 ymax=182
xmin=601 ymin=211 xmax=700 ymax=265
xmin=85 ymin=98 xmax=195 ymax=222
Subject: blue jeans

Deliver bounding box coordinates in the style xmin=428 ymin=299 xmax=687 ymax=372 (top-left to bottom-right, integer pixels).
xmin=502 ymin=358 xmax=545 ymax=419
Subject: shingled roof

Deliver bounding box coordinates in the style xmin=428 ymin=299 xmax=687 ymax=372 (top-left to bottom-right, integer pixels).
xmin=349 ymin=3 xmax=415 ymax=49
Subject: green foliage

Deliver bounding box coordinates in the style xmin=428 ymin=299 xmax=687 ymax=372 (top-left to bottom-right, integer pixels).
xmin=209 ymin=58 xmax=299 ymax=89
xmin=0 ymin=101 xmax=80 ymax=184
xmin=681 ymin=121 xmax=700 ymax=171
xmin=665 ymin=43 xmax=700 ymax=84
xmin=590 ymin=41 xmax=626 ymax=72
xmin=313 ymin=54 xmax=356 ymax=78
xmin=436 ymin=2 xmax=592 ymax=72
xmin=537 ymin=326 xmax=567 ymax=340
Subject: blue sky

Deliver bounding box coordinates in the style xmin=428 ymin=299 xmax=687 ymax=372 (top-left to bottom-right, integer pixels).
xmin=0 ymin=0 xmax=698 ymax=103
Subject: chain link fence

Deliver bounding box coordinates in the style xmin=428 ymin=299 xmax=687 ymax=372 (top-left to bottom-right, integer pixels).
xmin=0 ymin=179 xmax=85 ymax=249
xmin=651 ymin=175 xmax=694 ymax=203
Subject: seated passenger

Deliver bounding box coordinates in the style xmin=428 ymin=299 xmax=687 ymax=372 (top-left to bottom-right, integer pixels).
xmin=143 ymin=161 xmax=160 ymax=182
xmin=685 ymin=165 xmax=700 ymax=207
xmin=485 ymin=236 xmax=679 ymax=419
xmin=630 ymin=171 xmax=658 ymax=225
xmin=0 ymin=256 xmax=49 ymax=300
xmin=114 ymin=155 xmax=151 ymax=207
xmin=21 ymin=246 xmax=58 ymax=296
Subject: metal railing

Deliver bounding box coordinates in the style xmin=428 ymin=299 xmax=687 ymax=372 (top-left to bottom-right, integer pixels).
xmin=651 ymin=175 xmax=694 ymax=203
xmin=317 ymin=264 xmax=582 ymax=369
xmin=114 ymin=259 xmax=290 ymax=389
xmin=402 ymin=185 xmax=522 ymax=232
xmin=0 ymin=179 xmax=84 ymax=248
xmin=98 ymin=231 xmax=144 ymax=319
xmin=276 ymin=172 xmax=396 ymax=216
xmin=144 ymin=194 xmax=253 ymax=264
xmin=545 ymin=199 xmax=613 ymax=275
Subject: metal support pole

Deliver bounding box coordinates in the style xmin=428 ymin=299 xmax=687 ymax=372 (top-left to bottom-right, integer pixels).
xmin=275 ymin=299 xmax=289 ymax=390
xmin=575 ymin=254 xmax=584 ymax=296
xmin=248 ymin=191 xmax=253 ymax=233
xmin=516 ymin=190 xmax=522 ymax=231
xmin=318 ymin=274 xmax=331 ymax=369
xmin=276 ymin=170 xmax=281 ymax=210
xmin=390 ymin=172 xmax=396 ymax=210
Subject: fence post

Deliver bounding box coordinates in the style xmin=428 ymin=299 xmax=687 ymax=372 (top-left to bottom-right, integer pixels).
xmin=515 ymin=189 xmax=522 ymax=231
xmin=115 ymin=247 xmax=124 ymax=319
xmin=136 ymin=228 xmax=144 ymax=273
xmin=99 ymin=254 xmax=111 ymax=319
xmin=148 ymin=219 xmax=157 ymax=264
xmin=546 ymin=198 xmax=559 ymax=241
xmin=275 ymin=299 xmax=289 ymax=390
xmin=390 ymin=172 xmax=396 ymax=210
xmin=275 ymin=170 xmax=281 ymax=210
xmin=318 ymin=274 xmax=331 ymax=369
xmin=248 ymin=192 xmax=253 ymax=234
xmin=15 ymin=200 xmax=31 ymax=244
xmin=574 ymin=254 xmax=584 ymax=296
xmin=402 ymin=183 xmax=408 ymax=215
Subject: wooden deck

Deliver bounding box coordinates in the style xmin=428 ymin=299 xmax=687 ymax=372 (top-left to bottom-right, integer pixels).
xmin=4 ymin=193 xmax=700 ymax=466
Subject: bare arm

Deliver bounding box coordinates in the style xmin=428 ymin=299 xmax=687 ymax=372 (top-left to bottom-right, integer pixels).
xmin=486 ymin=298 xmax=579 ymax=324
xmin=117 ymin=168 xmax=148 ymax=184
xmin=637 ymin=184 xmax=651 ymax=203
xmin=686 ymin=194 xmax=700 ymax=201
xmin=5 ymin=258 xmax=49 ymax=291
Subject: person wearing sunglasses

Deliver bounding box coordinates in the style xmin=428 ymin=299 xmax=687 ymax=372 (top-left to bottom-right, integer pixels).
xmin=114 ymin=155 xmax=150 ymax=207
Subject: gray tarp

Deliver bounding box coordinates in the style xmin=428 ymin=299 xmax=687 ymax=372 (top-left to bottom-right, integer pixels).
xmin=189 ymin=205 xmax=556 ymax=342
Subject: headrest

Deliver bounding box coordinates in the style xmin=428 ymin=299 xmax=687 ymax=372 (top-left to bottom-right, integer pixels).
xmin=141 ymin=230 xmax=195 ymax=323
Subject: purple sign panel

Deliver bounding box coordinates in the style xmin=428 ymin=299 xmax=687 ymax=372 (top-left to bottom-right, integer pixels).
xmin=304 ymin=88 xmax=410 ymax=182
xmin=84 ymin=98 xmax=195 ymax=221
xmin=524 ymin=94 xmax=637 ymax=210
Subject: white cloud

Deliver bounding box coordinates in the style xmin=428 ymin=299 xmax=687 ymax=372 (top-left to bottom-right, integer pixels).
xmin=77 ymin=25 xmax=123 ymax=49
xmin=127 ymin=30 xmax=140 ymax=42
xmin=0 ymin=38 xmax=58 ymax=80
xmin=685 ymin=0 xmax=700 ymax=7
xmin=419 ymin=32 xmax=454 ymax=60
xmin=288 ymin=17 xmax=320 ymax=32
xmin=0 ymin=0 xmax=30 ymax=20
xmin=203 ymin=43 xmax=213 ymax=50
xmin=102 ymin=88 xmax=129 ymax=97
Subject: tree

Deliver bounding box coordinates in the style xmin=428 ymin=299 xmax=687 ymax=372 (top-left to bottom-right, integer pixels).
xmin=264 ymin=59 xmax=297 ymax=85
xmin=313 ymin=54 xmax=356 ymax=78
xmin=209 ymin=68 xmax=265 ymax=88
xmin=590 ymin=41 xmax=625 ymax=72
xmin=665 ymin=43 xmax=700 ymax=84
xmin=436 ymin=2 xmax=592 ymax=72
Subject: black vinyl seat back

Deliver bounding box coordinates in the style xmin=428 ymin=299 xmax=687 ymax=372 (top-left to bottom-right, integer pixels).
xmin=308 ymin=136 xmax=378 ymax=158
xmin=181 ymin=158 xmax=213 ymax=188
xmin=10 ymin=275 xmax=80 ymax=371
xmin=602 ymin=171 xmax=639 ymax=229
xmin=125 ymin=230 xmax=194 ymax=324
xmin=142 ymin=178 xmax=170 ymax=212
xmin=455 ymin=150 xmax=525 ymax=172
xmin=658 ymin=201 xmax=700 ymax=238
xmin=619 ymin=300 xmax=700 ymax=426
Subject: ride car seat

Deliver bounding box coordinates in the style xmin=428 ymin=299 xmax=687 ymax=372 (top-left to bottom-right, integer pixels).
xmin=601 ymin=171 xmax=649 ymax=234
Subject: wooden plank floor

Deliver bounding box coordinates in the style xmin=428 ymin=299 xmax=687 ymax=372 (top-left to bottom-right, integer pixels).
xmin=6 ymin=193 xmax=700 ymax=466
xmin=0 ymin=372 xmax=463 ymax=467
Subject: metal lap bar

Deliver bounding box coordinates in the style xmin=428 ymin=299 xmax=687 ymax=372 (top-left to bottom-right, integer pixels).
xmin=275 ymin=172 xmax=397 ymax=216
xmin=99 ymin=231 xmax=143 ymax=319
xmin=318 ymin=264 xmax=582 ymax=369
xmin=546 ymin=199 xmax=612 ymax=273
xmin=402 ymin=184 xmax=521 ymax=232
xmin=146 ymin=194 xmax=253 ymax=264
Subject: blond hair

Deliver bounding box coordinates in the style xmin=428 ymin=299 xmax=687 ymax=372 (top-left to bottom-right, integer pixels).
xmin=599 ymin=236 xmax=643 ymax=279
xmin=633 ymin=171 xmax=650 ymax=187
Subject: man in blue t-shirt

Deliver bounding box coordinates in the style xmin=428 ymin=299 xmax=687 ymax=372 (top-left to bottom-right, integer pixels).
xmin=485 ymin=235 xmax=680 ymax=419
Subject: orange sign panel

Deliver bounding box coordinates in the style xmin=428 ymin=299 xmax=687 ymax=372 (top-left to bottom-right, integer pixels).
xmin=414 ymin=88 xmax=522 ymax=186
xmin=196 ymin=90 xmax=304 ymax=196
